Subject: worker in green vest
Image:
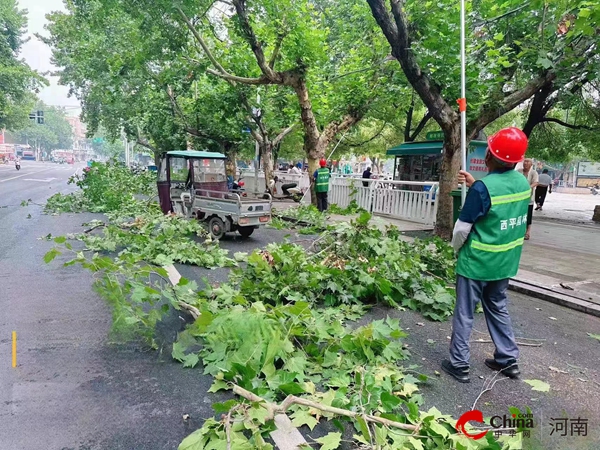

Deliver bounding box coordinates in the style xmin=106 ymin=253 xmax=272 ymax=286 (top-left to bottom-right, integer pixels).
xmin=313 ymin=158 xmax=330 ymax=212
xmin=442 ymin=127 xmax=530 ymax=383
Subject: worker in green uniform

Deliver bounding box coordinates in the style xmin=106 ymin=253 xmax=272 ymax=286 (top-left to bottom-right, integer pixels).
xmin=313 ymin=158 xmax=330 ymax=212
xmin=442 ymin=127 xmax=531 ymax=383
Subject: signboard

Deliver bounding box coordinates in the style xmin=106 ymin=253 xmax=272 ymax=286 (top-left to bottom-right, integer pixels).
xmin=577 ymin=162 xmax=600 ymax=177
xmin=426 ymin=131 xmax=444 ymax=140
xmin=467 ymin=143 xmax=489 ymax=180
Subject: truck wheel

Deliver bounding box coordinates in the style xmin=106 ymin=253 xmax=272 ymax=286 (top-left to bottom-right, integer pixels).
xmin=208 ymin=216 xmax=226 ymax=240
xmin=238 ymin=226 xmax=255 ymax=238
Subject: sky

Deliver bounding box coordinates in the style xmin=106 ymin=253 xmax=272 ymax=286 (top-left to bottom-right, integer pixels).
xmin=18 ymin=0 xmax=81 ymax=114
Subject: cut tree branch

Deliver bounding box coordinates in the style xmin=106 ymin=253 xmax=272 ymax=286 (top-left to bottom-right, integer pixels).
xmin=231 ymin=384 xmax=419 ymax=432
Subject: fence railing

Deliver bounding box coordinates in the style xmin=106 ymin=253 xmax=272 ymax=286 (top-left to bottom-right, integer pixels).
xmin=329 ymin=177 xmax=439 ymax=226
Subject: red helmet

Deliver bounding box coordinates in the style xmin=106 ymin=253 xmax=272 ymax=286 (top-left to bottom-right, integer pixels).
xmin=487 ymin=127 xmax=528 ymax=163
xmin=319 ymin=158 xmax=327 ymax=167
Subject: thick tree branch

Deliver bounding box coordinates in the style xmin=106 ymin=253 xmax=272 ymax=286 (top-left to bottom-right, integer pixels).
xmin=177 ymin=7 xmax=227 ymax=74
xmin=468 ymin=71 xmax=557 ymax=135
xmin=344 ymin=121 xmax=388 ymax=147
xmin=541 ymin=117 xmax=600 ymax=131
xmin=268 ymin=32 xmax=286 ymax=69
xmin=366 ymin=0 xmax=457 ymax=131
xmin=404 ymin=93 xmax=414 ymax=142
xmin=273 ymin=123 xmax=297 ymax=146
xmin=293 ymin=80 xmax=321 ymax=158
xmin=231 ymin=0 xmax=278 ymax=81
xmin=409 ymin=111 xmax=431 ymax=141
xmin=205 ymin=68 xmax=269 ymax=85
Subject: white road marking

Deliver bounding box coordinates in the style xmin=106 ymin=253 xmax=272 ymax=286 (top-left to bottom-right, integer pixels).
xmin=0 ymin=168 xmax=55 ymax=183
xmin=22 ymin=178 xmax=58 ymax=182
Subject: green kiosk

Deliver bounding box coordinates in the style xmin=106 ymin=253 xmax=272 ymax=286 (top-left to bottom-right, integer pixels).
xmin=386 ymin=131 xmax=490 ymax=222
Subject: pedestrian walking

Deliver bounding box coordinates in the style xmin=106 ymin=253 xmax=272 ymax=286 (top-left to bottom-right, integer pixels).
xmin=517 ymin=158 xmax=538 ymax=240
xmin=535 ymin=169 xmax=552 ymax=211
xmin=362 ymin=167 xmax=372 ymax=187
xmin=442 ymin=127 xmax=531 ymax=383
xmin=313 ymin=158 xmax=330 ymax=212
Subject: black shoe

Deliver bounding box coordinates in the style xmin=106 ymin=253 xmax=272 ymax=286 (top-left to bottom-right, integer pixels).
xmin=441 ymin=359 xmax=470 ymax=383
xmin=485 ymin=359 xmax=520 ymax=379
xmin=534 ymin=205 xmax=541 ymax=210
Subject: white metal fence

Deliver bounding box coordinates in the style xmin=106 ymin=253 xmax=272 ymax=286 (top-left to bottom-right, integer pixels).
xmin=329 ymin=177 xmax=439 ymax=226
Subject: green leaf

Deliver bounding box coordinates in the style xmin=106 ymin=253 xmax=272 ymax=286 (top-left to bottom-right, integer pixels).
xmin=213 ymin=399 xmax=238 ymax=414
xmin=234 ymin=252 xmax=248 ymax=262
xmin=315 ymin=432 xmax=341 ymax=450
xmin=587 ymin=333 xmax=600 ymax=341
xmin=380 ymin=391 xmax=401 ymax=410
xmin=291 ymin=409 xmax=318 ymax=430
xmin=207 ymin=379 xmax=229 ymax=393
xmin=177 ymin=429 xmax=206 ymax=450
xmin=43 ymin=248 xmax=61 ymax=264
xmin=53 ymin=236 xmax=67 ymax=244
xmin=523 ymin=379 xmax=550 ymax=392
xmin=355 ymin=416 xmax=370 ymax=441
xmin=182 ymin=353 xmax=200 ymax=368
xmin=279 ymin=382 xmax=306 ymax=395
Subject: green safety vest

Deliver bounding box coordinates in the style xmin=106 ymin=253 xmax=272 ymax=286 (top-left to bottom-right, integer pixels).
xmin=315 ymin=168 xmax=330 ymax=193
xmin=457 ymin=170 xmax=531 ymax=281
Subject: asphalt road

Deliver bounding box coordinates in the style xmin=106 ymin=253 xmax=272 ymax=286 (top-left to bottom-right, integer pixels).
xmin=1 ymin=162 xmax=599 ymax=450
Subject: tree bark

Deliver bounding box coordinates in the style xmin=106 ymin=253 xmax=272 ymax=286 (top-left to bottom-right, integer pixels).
xmin=262 ymin=141 xmax=274 ymax=192
xmin=223 ymin=142 xmax=237 ymax=181
xmin=435 ymin=125 xmax=461 ymax=238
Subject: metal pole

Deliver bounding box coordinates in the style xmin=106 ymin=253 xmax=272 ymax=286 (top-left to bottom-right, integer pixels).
xmin=459 ymin=0 xmax=467 ymax=206
xmin=326 ymin=131 xmax=348 ymax=162
xmin=254 ymin=140 xmax=260 ymax=194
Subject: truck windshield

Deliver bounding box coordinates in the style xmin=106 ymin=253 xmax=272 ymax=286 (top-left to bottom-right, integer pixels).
xmin=169 ymin=157 xmax=189 ymax=181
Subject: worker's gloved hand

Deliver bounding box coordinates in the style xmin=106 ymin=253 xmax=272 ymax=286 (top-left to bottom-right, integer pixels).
xmin=457 ymin=170 xmax=475 ymax=188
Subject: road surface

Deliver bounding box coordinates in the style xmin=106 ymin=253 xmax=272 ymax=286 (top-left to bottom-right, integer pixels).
xmin=1 ymin=162 xmax=598 ymax=449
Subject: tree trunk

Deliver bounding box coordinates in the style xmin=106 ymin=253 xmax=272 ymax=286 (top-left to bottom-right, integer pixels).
xmin=223 ymin=143 xmax=237 ymax=181
xmin=262 ymin=141 xmax=274 ymax=193
xmin=434 ymin=125 xmax=461 ymax=239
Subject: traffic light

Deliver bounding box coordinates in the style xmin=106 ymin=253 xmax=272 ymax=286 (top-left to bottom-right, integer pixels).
xmin=29 ymin=111 xmax=44 ymax=124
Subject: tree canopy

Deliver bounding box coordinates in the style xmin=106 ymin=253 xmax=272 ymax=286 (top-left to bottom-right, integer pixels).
xmin=366 ymin=0 xmax=600 ymax=235
xmin=7 ymin=102 xmax=73 ymax=152
xmin=0 ymin=0 xmax=46 ymax=131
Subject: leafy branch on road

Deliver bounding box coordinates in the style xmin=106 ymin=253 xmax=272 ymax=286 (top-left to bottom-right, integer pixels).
xmin=41 ymin=162 xmax=525 ymax=449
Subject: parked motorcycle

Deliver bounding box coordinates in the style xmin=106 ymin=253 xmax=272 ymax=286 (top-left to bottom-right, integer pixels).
xmin=591 ymin=184 xmax=599 ymax=195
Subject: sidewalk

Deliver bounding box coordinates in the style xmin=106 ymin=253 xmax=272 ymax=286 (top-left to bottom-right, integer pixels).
xmin=277 ymin=204 xmax=600 ymax=316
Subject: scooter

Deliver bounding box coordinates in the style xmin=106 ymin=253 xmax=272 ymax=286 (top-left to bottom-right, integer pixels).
xmin=591 ymin=185 xmax=599 ymax=195
xmin=15 ymin=161 xmax=20 ymax=171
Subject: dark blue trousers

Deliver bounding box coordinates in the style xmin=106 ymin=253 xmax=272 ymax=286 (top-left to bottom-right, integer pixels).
xmin=449 ymin=276 xmax=519 ymax=368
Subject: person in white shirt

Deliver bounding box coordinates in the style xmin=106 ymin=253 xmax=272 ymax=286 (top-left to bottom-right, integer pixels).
xmin=517 ymin=158 xmax=538 ymax=240
xmin=288 ymin=164 xmax=301 ymax=174
xmin=535 ymin=169 xmax=552 ymax=211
